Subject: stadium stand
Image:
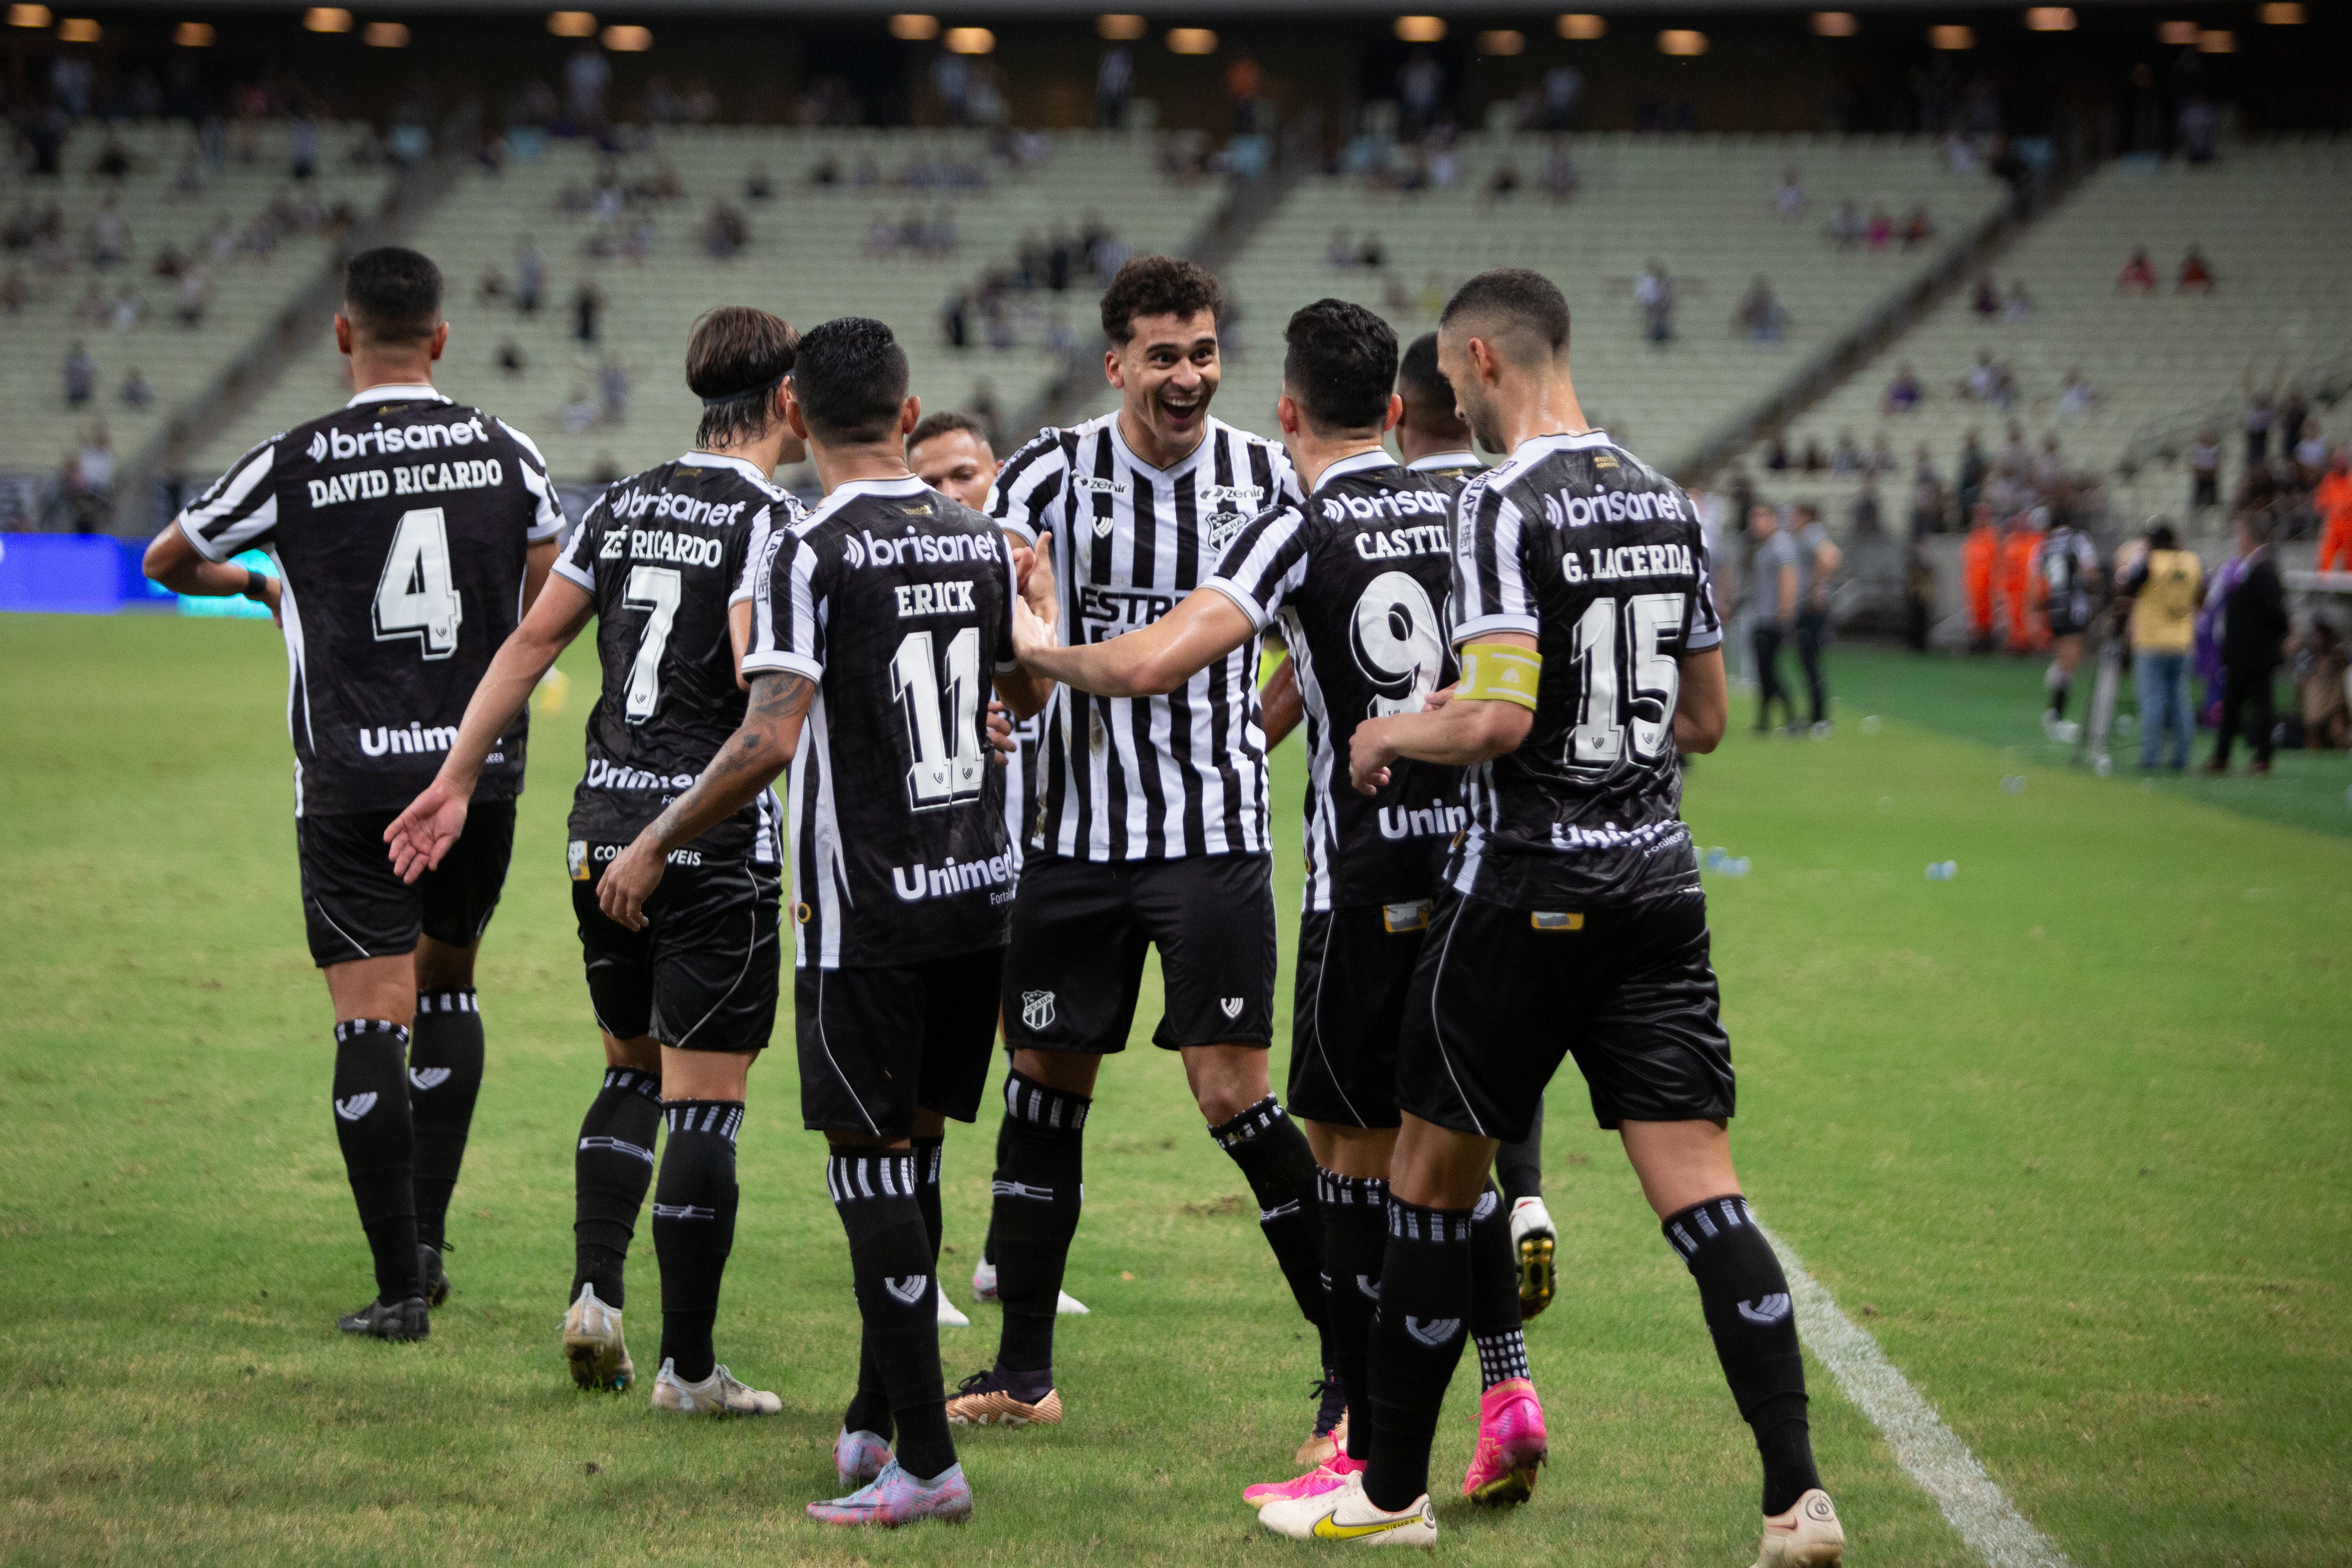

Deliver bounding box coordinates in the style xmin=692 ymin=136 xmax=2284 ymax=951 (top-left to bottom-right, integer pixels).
xmin=1734 ymin=138 xmax=2352 ymax=535
xmin=1199 ymin=131 xmax=2009 ymax=470
xmin=191 ymin=126 xmax=1227 ymax=483
xmin=0 ymin=118 xmax=396 ymax=522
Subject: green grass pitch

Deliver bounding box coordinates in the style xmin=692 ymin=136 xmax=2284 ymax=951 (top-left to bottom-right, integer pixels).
xmin=1 ymin=616 xmax=2345 ymax=1566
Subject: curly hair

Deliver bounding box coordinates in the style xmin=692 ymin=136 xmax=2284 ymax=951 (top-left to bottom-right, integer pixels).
xmin=1099 ymin=254 xmax=1222 ymax=346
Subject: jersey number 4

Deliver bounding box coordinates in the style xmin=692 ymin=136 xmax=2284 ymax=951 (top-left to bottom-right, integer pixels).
xmin=1566 ymin=593 xmax=1683 ymax=774
xmin=372 ymin=506 xmax=463 ymax=660
xmin=892 ymin=626 xmax=986 ymax=810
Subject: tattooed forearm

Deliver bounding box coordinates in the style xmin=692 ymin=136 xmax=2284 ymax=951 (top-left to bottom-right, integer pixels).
xmin=644 ymin=673 xmax=809 ymax=852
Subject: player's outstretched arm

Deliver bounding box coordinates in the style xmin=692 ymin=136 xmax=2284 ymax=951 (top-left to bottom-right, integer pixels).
xmin=1673 ymin=646 xmax=1729 ymax=755
xmin=385 ymin=573 xmax=595 ymax=883
xmin=522 ymin=537 xmax=560 ymax=612
xmin=1348 ymin=632 xmax=1538 ymax=794
xmin=1013 ymin=531 xmax=1257 ymax=698
xmin=141 ymin=522 xmax=281 ymax=624
xmin=599 ymin=670 xmax=812 ymax=931
xmin=1259 ymin=656 xmax=1304 ymax=748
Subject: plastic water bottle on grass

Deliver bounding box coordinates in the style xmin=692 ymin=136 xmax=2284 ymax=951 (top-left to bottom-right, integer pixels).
xmin=1925 ymin=861 xmax=1958 ymax=881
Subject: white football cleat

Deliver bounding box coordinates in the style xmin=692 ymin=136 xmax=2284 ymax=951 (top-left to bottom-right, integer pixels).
xmin=1259 ymin=1471 xmax=1436 ymax=1547
xmin=968 ymin=1260 xmax=1087 ymax=1314
xmin=1058 ymin=1289 xmax=1090 ymax=1315
xmin=562 ymin=1284 xmax=632 ymax=1392
xmin=1753 ymin=1489 xmax=1846 ymax=1567
xmin=650 ymin=1359 xmax=781 ymax=1416
xmin=937 ymin=1291 xmax=971 ymax=1328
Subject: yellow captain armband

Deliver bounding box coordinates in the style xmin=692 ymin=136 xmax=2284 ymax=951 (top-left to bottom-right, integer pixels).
xmin=1457 ymin=641 xmax=1542 ymax=710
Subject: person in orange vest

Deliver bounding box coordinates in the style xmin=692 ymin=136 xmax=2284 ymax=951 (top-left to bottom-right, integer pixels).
xmin=2000 ymin=506 xmax=2046 ymax=653
xmin=2317 ymin=447 xmax=2352 ymax=572
xmin=1961 ymin=501 xmax=1999 ymax=653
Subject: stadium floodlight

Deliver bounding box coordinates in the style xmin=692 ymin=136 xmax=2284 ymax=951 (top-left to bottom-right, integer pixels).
xmin=56 ymin=12 xmax=97 ymax=38
xmin=175 ymin=19 xmax=213 ymax=44
xmin=1394 ymin=15 xmax=1445 ymax=42
xmin=1477 ymin=28 xmax=1525 ymax=55
xmin=889 ymin=12 xmax=938 ymax=39
xmin=364 ymin=20 xmax=407 ymax=45
xmin=1097 ymin=13 xmax=1145 ymax=40
xmin=1657 ymin=28 xmax=1706 ymax=56
xmin=1810 ymin=12 xmax=1857 ymax=37
xmin=2024 ymin=6 xmax=2075 ymax=30
xmin=602 ymin=22 xmax=649 ymax=49
xmin=1928 ymin=24 xmax=1974 ymax=49
xmin=2156 ymin=20 xmax=2196 ymax=44
xmin=2195 ymin=27 xmax=2235 ymax=52
xmin=7 ymin=3 xmax=48 ymax=24
xmin=2259 ymin=2 xmax=2303 ymax=21
xmin=1165 ymin=25 xmax=1214 ymax=53
xmin=547 ymin=10 xmax=596 ymax=37
xmin=944 ymin=24 xmax=993 ymax=53
xmin=302 ymin=6 xmax=350 ymax=31
xmin=1556 ymin=13 xmax=1605 ymax=41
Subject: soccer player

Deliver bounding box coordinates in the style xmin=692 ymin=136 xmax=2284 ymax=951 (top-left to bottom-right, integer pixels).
xmin=2032 ymin=510 xmax=2101 ymax=742
xmin=385 ymin=306 xmax=803 ymax=1409
xmin=595 ymin=316 xmax=1049 ymax=1527
xmin=1005 ymin=299 xmax=1548 ymax=1511
xmin=141 ymin=246 xmax=565 ymax=1340
xmin=1261 ymin=269 xmax=1847 ymax=1564
xmin=945 ymin=256 xmax=1334 ymax=1456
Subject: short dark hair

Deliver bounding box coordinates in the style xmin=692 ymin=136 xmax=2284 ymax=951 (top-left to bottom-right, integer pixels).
xmin=1439 ymin=267 xmax=1571 ymax=363
xmin=687 ymin=305 xmax=797 ymax=449
xmin=791 ymin=316 xmax=909 ymax=444
xmin=1282 ymin=299 xmax=1397 ymax=434
xmin=343 ymin=246 xmax=442 ymax=343
xmin=1397 ymin=331 xmax=1452 ymax=409
xmin=2148 ymin=520 xmax=2178 ymax=549
xmin=1099 ymin=254 xmax=1221 ymax=345
xmin=907 ymin=410 xmax=990 ymax=453
xmin=2238 ymin=508 xmax=2274 ymax=545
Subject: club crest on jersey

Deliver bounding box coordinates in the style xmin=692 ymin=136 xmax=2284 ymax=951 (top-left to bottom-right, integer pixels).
xmin=1206 ymin=511 xmax=1251 ymax=554
xmin=1020 ymin=989 xmax=1057 ymax=1030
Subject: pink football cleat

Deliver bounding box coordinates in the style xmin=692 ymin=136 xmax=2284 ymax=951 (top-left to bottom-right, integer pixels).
xmin=1461 ymin=1376 xmax=1547 ymax=1506
xmin=806 ymin=1459 xmax=973 ymax=1528
xmin=833 ymin=1427 xmax=892 ymax=1490
xmin=1242 ymin=1452 xmax=1366 ymax=1509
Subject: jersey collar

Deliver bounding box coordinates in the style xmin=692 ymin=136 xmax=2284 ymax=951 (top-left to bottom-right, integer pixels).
xmin=797 ymin=473 xmax=933 ymax=529
xmin=1107 ymin=410 xmax=1220 ymax=481
xmin=346 ymin=383 xmax=452 ymax=407
xmin=1406 ymin=450 xmax=1480 ymax=472
xmin=677 ymin=451 xmax=777 ymax=486
xmin=1311 ymin=448 xmax=1400 ymax=493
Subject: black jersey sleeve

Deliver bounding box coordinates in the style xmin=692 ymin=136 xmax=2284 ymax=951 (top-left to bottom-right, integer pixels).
xmin=496 ymin=417 xmax=568 ymax=543
xmin=1451 ymin=475 xmax=1540 ymax=643
xmin=176 ymin=434 xmax=286 ymax=562
xmin=984 ymin=428 xmax=1070 ymax=547
xmin=1684 ymin=535 xmax=1725 ymax=652
xmin=1202 ymin=503 xmax=1316 ymax=630
xmin=743 ymin=527 xmax=826 ymax=685
xmin=551 ymin=488 xmax=610 ymax=594
xmin=993 ymin=533 xmax=1020 ymax=673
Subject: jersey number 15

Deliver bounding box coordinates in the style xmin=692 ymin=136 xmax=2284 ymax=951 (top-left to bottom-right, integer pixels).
xmin=1566 ymin=592 xmax=1683 ymax=774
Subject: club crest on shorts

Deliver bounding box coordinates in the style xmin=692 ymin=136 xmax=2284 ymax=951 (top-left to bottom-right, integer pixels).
xmin=1020 ymin=989 xmax=1056 ymax=1030
xmin=1220 ymin=996 xmax=1244 ymax=1020
xmin=884 ymin=1274 xmax=930 ymax=1306
xmin=333 ymin=1092 xmax=379 ymax=1122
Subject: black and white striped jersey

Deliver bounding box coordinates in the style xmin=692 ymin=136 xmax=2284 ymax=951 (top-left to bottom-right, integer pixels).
xmin=1000 ymin=711 xmax=1044 ymax=877
xmin=1406 ymin=450 xmax=1486 ymax=488
xmin=1446 ymin=430 xmax=1722 ymax=909
xmin=988 ymin=412 xmax=1302 ymax=862
xmin=174 ymin=383 xmax=565 ymax=816
xmin=743 ymin=475 xmax=1019 ymax=969
xmin=551 ymin=451 xmax=797 ymax=863
xmin=1204 ymin=450 xmax=1461 ymax=912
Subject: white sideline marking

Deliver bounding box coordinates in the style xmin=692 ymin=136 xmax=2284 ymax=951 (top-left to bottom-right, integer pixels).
xmin=1765 ymin=1229 xmax=2076 ymax=1568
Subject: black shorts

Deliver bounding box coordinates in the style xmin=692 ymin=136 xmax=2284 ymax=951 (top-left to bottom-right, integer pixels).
xmin=1396 ymin=888 xmax=1734 ymax=1141
xmin=1000 ymin=852 xmax=1277 ymax=1055
xmin=571 ymin=846 xmax=781 ymax=1054
xmin=297 ymin=802 xmax=515 ymax=968
xmin=1287 ymin=900 xmax=1435 ymax=1129
xmin=797 ymin=946 xmax=1005 ymax=1136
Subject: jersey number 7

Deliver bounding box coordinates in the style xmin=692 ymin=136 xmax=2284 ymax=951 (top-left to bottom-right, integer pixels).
xmin=892 ymin=626 xmax=986 ymax=810
xmin=372 ymin=506 xmax=464 ymax=660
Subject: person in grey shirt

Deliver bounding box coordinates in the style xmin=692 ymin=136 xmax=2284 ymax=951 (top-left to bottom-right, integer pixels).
xmin=1789 ymin=502 xmax=1841 ymax=733
xmin=1750 ymin=504 xmax=1801 ymax=733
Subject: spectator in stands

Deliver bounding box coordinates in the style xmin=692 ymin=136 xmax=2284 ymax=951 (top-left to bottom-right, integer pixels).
xmin=702 ymin=201 xmax=749 ymax=259
xmin=1962 ymin=350 xmax=2000 ymax=402
xmin=2292 ymin=423 xmax=2328 ymax=487
xmin=2057 ymin=369 xmax=2097 ymax=421
xmin=745 ymin=164 xmax=773 ymax=202
xmin=561 ymin=382 xmax=597 ymax=434
xmin=1957 ymin=429 xmax=1987 ymax=515
xmin=496 ymin=338 xmax=527 ymax=378
xmin=1774 ymin=167 xmax=1806 ymax=219
xmin=2295 ymin=624 xmax=2350 ymax=751
xmin=1909 ymin=448 xmax=1946 ymax=535
xmin=2032 ymin=434 xmax=2066 ymax=494
xmin=2117 ymin=247 xmax=2158 ymax=294
xmin=1540 ymin=139 xmax=1578 ymax=200
xmin=75 ymin=422 xmax=114 ymax=504
xmin=1096 ymin=42 xmax=1134 ymax=129
xmin=2178 ymin=248 xmax=2215 ymax=294
xmin=2317 ymin=449 xmax=2352 ymax=572
xmin=1800 ymin=436 xmax=1827 ymax=475
xmin=1399 ymin=53 xmax=1445 ymax=140
xmin=173 ymin=267 xmax=209 ymax=327
xmin=1635 ymin=260 xmax=1674 ymax=346
xmin=1867 ymin=208 xmax=1894 ymax=250
xmin=290 ymin=110 xmax=320 ymax=180
xmin=1734 ymin=276 xmax=1785 ymax=343
xmin=119 ymin=367 xmax=153 ymax=409
xmin=2178 ymin=95 xmax=2219 ymax=165
xmin=1541 ymin=65 xmax=1583 ymax=130
xmin=63 ymin=341 xmax=95 ymax=407
xmin=1901 ymin=205 xmax=1934 ymax=248
xmin=1884 ymin=363 xmax=1923 ymax=414
xmin=1486 ymin=160 xmax=1520 ymax=200
xmin=2002 ymin=280 xmax=2033 ymax=322
xmin=0 ymin=267 xmax=24 ymax=314
xmin=2242 ymin=369 xmax=2279 ymax=465
xmin=1763 ymin=431 xmax=1790 ymax=473
xmin=73 ymin=280 xmax=107 ymax=326
xmin=572 ymin=277 xmax=602 ymax=344
xmin=1850 ymin=478 xmax=1882 ymax=537
xmin=515 ymin=240 xmax=547 ymax=313
xmin=599 ymin=358 xmax=630 ymax=424
xmin=89 ymin=194 xmax=131 ymax=267
xmin=1830 ymin=430 xmax=1864 ymax=476
xmin=1971 ymin=274 xmax=2000 ymax=317
xmin=2278 ymin=386 xmax=2309 ymax=456
xmin=2189 ymin=429 xmax=2222 ymax=511
xmin=2208 ymin=512 xmax=2288 ymax=775
xmin=1867 ymin=433 xmax=1897 ymax=477
xmin=1824 ymin=200 xmax=1862 ymax=249
xmin=566 ymin=44 xmax=612 ymax=129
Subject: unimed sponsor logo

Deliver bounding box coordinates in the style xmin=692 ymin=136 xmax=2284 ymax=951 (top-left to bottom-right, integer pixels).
xmin=890 ymin=852 xmax=1016 ymax=903
xmin=584 ymin=758 xmax=696 ymax=790
xmin=358 ymin=721 xmax=460 ymax=757
xmin=1377 ymin=799 xmax=1469 ymax=840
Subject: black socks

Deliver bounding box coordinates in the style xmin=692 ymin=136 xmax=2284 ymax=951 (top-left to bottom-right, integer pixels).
xmin=1664 ymin=1195 xmax=1821 ymax=1516
xmin=574 ymin=1066 xmax=662 ymax=1309
xmin=1495 ymin=1098 xmax=1544 ymax=1205
xmin=1209 ymin=1097 xmax=1329 ymax=1360
xmin=408 ymin=988 xmax=485 ymax=1254
xmin=1318 ymin=1168 xmax=1388 ymax=1463
xmin=1363 ymin=1197 xmax=1474 ymax=1512
xmin=332 ymin=1020 xmax=422 ymax=1305
xmin=830 ymin=1150 xmax=957 ymax=1482
xmin=652 ymin=1100 xmax=742 ymax=1384
xmin=990 ymin=1070 xmax=1087 ymax=1385
xmin=1469 ymin=1183 xmax=1529 ymax=1390
xmin=912 ymin=1135 xmax=946 ymax=1263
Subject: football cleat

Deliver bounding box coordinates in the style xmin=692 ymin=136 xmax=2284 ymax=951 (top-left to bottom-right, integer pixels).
xmin=562 ymin=1284 xmax=632 ymax=1392
xmin=418 ymin=1244 xmax=450 ymax=1308
xmin=937 ymin=1291 xmax=971 ymax=1328
xmin=834 ymin=1427 xmax=893 ymax=1491
xmin=1509 ymin=1196 xmax=1557 ymax=1319
xmin=806 ymin=1459 xmax=973 ymax=1528
xmin=1245 ymin=1454 xmax=1364 ymax=1509
xmin=1259 ymin=1471 xmax=1436 ymax=1547
xmin=1297 ymin=1374 xmax=1350 ymax=1467
xmin=650 ymin=1359 xmax=781 ymax=1416
xmin=336 ymin=1295 xmax=429 ymax=1341
xmin=968 ymin=1261 xmax=1088 ymax=1314
xmin=1461 ymin=1376 xmax=1547 ymax=1505
xmin=945 ymin=1368 xmax=1063 ymax=1427
xmin=1753 ymin=1489 xmax=1846 ymax=1568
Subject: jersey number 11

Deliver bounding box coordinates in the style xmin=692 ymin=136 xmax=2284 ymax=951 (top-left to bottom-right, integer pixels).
xmin=892 ymin=627 xmax=986 ymax=810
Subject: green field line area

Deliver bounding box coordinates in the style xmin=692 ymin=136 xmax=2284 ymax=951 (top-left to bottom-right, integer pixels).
xmin=1 ymin=616 xmax=2344 ymax=1566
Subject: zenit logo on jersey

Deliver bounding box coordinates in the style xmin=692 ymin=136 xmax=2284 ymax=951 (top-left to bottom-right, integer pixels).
xmin=307 ymin=415 xmax=492 ymax=462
